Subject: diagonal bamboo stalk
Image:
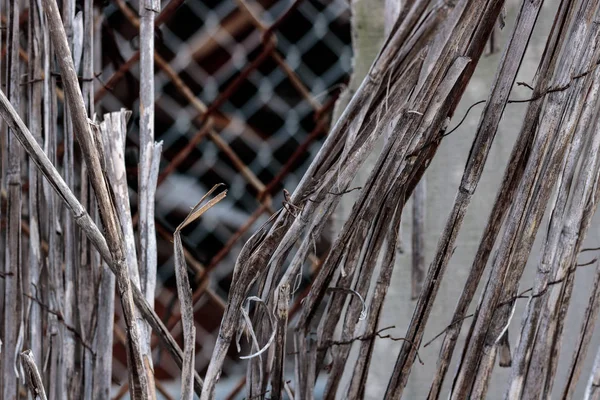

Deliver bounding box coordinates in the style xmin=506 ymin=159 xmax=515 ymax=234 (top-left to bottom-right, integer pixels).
xmin=0 ymin=87 xmax=204 ymax=397
xmin=40 ymin=0 xmax=152 ymax=396
xmin=428 ymin=1 xmax=573 ymax=397
xmin=2 ymin=0 xmax=23 ymax=397
xmin=450 ymin=2 xmax=600 ymax=397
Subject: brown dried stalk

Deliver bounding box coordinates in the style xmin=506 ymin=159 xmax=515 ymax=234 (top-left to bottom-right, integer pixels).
xmin=26 ymin=0 xmax=44 ymax=374
xmin=0 ymin=87 xmax=204 ymax=396
xmin=270 ymin=283 xmax=290 ymax=400
xmin=3 ymin=0 xmax=23 ymax=397
xmin=41 ymin=0 xmax=152 ymax=396
xmin=174 ymin=185 xmax=226 ymax=400
xmin=139 ymin=0 xmax=161 ymax=369
xmin=20 ymin=349 xmax=48 ymax=400
xmin=411 ymin=177 xmax=426 ymax=300
xmin=428 ymin=1 xmax=572 ymax=396
xmin=450 ymin=2 xmax=600 ymax=397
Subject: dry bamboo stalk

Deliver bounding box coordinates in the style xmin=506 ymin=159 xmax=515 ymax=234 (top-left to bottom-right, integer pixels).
xmin=365 ymin=0 xmax=505 ymax=396
xmin=562 ymin=255 xmax=600 ymax=399
xmin=248 ymin=4 xmax=445 ymax=322
xmin=451 ymin=2 xmax=600 ymax=397
xmin=290 ymin=54 xmax=424 ymax=381
xmin=41 ymin=0 xmax=153 ymax=396
xmin=0 ymin=86 xmax=204 ymax=396
xmin=20 ymin=349 xmax=48 ymax=400
xmin=293 ymin=0 xmax=449 ymax=337
xmin=60 ymin=0 xmax=78 ymax=395
xmin=428 ymin=1 xmax=573 ymax=397
xmin=2 ymin=0 xmax=23 ymax=396
xmin=263 ymin=3 xmax=446 ymax=289
xmin=139 ymin=0 xmax=161 ymax=382
xmin=507 ymin=31 xmax=600 ymax=400
xmin=0 ymin=0 xmax=4 ymax=344
xmin=270 ymin=283 xmax=290 ymax=400
xmin=323 ymin=196 xmax=399 ymax=398
xmin=174 ymin=186 xmax=226 ymax=400
xmin=139 ymin=0 xmax=160 ymax=301
xmin=41 ymin=10 xmax=62 ymax=399
xmin=26 ymin=0 xmax=44 ymax=371
xmin=584 ymin=311 xmax=600 ymax=399
xmin=92 ymin=267 xmax=116 ymax=400
xmin=346 ymin=201 xmax=403 ymax=398
xmin=521 ymin=57 xmax=600 ymax=398
xmin=471 ymin=4 xmax=600 ymax=395
xmin=299 ymin=30 xmax=471 ymax=396
xmin=411 ymin=177 xmax=426 ymax=299
xmin=79 ymin=8 xmax=98 ymax=398
xmin=174 ymin=230 xmax=197 ymax=400
xmin=262 ymin=1 xmax=498 ymax=396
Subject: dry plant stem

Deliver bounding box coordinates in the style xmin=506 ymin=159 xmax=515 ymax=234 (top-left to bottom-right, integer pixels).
xmin=139 ymin=0 xmax=160 ymax=372
xmin=585 ymin=308 xmax=600 ymax=400
xmin=324 ymin=195 xmax=399 ymax=398
xmin=294 ymin=4 xmax=473 ymax=389
xmin=41 ymin=0 xmax=152 ymax=396
xmin=428 ymin=0 xmax=572 ymax=397
xmin=553 ymin=176 xmax=600 ymax=399
xmin=450 ymin=3 xmax=600 ymax=398
xmin=411 ymin=177 xmax=426 ymax=299
xmin=291 ymin=55 xmax=424 ymax=377
xmin=383 ymin=0 xmax=507 ymax=396
xmin=346 ymin=200 xmax=403 ymax=398
xmin=27 ymin=0 xmax=44 ymax=370
xmin=264 ymin=1 xmax=446 ymax=280
xmin=203 ymin=3 xmax=445 ymax=397
xmin=309 ymin=50 xmax=470 ymax=398
xmin=20 ymin=350 xmax=48 ymax=400
xmin=42 ymin=17 xmax=62 ymax=400
xmin=100 ymin=108 xmax=154 ymax=392
xmin=174 ymin=231 xmax=197 ymax=400
xmin=508 ymin=33 xmax=600 ymax=400
xmin=452 ymin=0 xmax=575 ymax=391
xmin=2 ymin=0 xmax=22 ymax=396
xmin=295 ymin=11 xmax=444 ymax=332
xmin=562 ymin=259 xmax=600 ymax=398
xmin=270 ymin=284 xmax=290 ymax=400
xmin=61 ymin=2 xmax=79 ymax=397
xmin=523 ymin=61 xmax=600 ymax=398
xmin=62 ymin=10 xmax=78 ymax=400
xmin=173 ymin=186 xmax=226 ymax=400
xmin=256 ymin=10 xmax=445 ymax=350
xmin=80 ymin=4 xmax=98 ymax=397
xmin=93 ymin=265 xmax=116 ymax=398
xmin=0 ymin=89 xmax=205 ymax=396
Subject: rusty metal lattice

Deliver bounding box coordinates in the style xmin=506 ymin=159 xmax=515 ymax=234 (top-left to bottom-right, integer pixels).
xmin=96 ymin=0 xmax=351 ymax=395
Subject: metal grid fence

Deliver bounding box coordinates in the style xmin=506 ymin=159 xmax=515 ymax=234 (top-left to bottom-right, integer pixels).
xmin=95 ymin=0 xmax=351 ymax=393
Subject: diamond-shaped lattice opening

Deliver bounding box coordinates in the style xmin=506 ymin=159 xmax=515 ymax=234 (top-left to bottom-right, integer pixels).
xmin=164 ymin=136 xmax=203 ymax=174
xmin=275 ymin=78 xmax=303 ymax=108
xmin=197 ymin=43 xmax=233 ymax=75
xmin=229 ymin=136 xmax=257 ymax=165
xmin=247 ymin=105 xmax=286 ymax=136
xmin=303 ymin=40 xmax=338 ymax=76
xmin=277 ymin=8 xmax=313 ymax=43
xmin=168 ymin=3 xmax=203 ymax=41
xmin=163 ymin=69 xmax=204 ymax=107
xmin=330 ymin=16 xmax=352 ymax=44
xmin=274 ymin=137 xmax=300 ymax=165
xmin=222 ymin=77 xmax=258 ymax=108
